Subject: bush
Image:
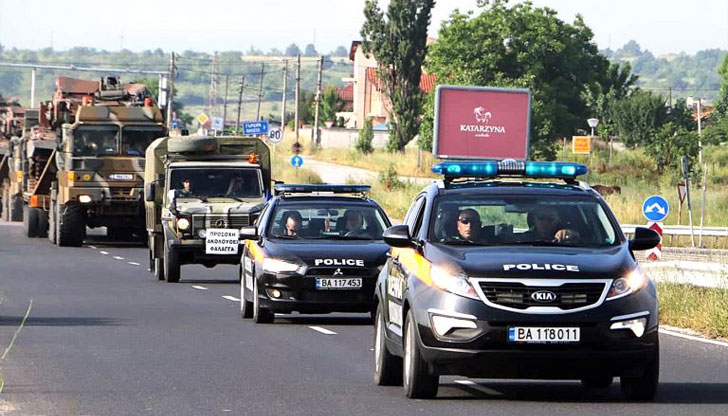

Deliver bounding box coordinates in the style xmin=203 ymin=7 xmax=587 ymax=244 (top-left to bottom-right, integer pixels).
xmin=378 ymin=164 xmax=404 ymax=190
xmin=356 ymin=118 xmax=374 ymax=154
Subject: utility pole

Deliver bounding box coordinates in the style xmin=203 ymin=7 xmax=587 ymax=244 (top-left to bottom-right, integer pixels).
xmin=222 ymin=74 xmax=229 ymax=134
xmin=30 ymin=68 xmax=36 ymax=108
xmin=295 ymin=54 xmax=301 ymax=140
xmin=208 ymin=51 xmax=219 ymax=115
xmin=281 ymin=60 xmax=288 ymax=131
xmin=697 ymin=98 xmax=703 ymax=167
xmin=255 ymin=62 xmax=265 ymax=120
xmin=236 ymin=76 xmax=244 ymax=134
xmin=312 ymin=56 xmax=324 ymax=147
xmin=167 ymin=52 xmax=175 ymax=128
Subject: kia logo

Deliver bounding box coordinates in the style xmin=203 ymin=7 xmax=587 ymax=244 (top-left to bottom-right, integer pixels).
xmin=531 ymin=290 xmax=557 ymax=303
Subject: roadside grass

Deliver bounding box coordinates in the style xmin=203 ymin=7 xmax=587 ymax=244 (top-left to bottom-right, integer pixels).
xmin=657 ymin=281 xmax=728 ymax=339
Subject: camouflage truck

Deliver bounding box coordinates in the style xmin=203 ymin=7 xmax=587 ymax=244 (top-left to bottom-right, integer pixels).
xmin=1 ymin=109 xmax=40 ymax=223
xmin=0 ymin=102 xmax=24 ymax=220
xmin=144 ymin=135 xmax=271 ymax=282
xmin=13 ymin=76 xmax=167 ymax=245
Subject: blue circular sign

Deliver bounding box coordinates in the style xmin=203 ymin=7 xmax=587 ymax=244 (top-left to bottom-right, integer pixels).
xmin=642 ymin=195 xmax=669 ymax=222
xmin=291 ymin=155 xmax=303 ymax=168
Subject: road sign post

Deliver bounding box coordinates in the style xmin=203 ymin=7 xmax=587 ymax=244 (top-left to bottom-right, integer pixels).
xmin=681 ymin=156 xmax=695 ymax=247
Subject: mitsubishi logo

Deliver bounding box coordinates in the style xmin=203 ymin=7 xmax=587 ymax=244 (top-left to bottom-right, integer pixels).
xmin=531 ymin=290 xmax=557 ymax=303
xmin=333 ymin=268 xmax=343 ymax=276
xmin=214 ymin=218 xmax=228 ymax=228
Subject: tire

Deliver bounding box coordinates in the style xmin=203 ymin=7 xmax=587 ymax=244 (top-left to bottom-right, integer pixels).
xmin=621 ymin=344 xmax=659 ymax=401
xmin=48 ymin=199 xmax=57 ymax=244
xmin=164 ymin=242 xmax=181 ymax=283
xmin=581 ymin=376 xmax=613 ymax=389
xmin=23 ymin=203 xmax=39 ymax=238
xmin=56 ymin=204 xmax=85 ymax=247
xmin=167 ymin=136 xmax=217 ymax=153
xmin=37 ymin=208 xmax=49 ymax=238
xmin=9 ymin=194 xmax=23 ymax=222
xmin=240 ymin=264 xmax=253 ymax=319
xmin=1 ymin=188 xmax=8 ymax=222
xmin=154 ymin=257 xmax=165 ymax=281
xmin=252 ymin=278 xmax=273 ymax=323
xmin=374 ymin=304 xmax=403 ymax=386
xmin=403 ymin=309 xmax=438 ymax=399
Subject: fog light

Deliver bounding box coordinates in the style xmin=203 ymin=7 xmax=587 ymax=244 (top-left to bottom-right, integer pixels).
xmin=431 ymin=315 xmax=477 ymax=337
xmin=78 ymin=195 xmax=92 ymax=204
xmin=271 ymin=289 xmax=282 ymax=298
xmin=610 ymin=318 xmax=647 ymax=338
xmin=198 ymin=229 xmax=207 ymax=238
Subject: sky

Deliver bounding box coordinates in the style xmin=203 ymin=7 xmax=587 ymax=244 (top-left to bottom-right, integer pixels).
xmin=0 ymin=0 xmax=726 ymax=56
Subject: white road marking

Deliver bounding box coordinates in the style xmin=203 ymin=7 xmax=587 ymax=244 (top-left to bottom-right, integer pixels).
xmin=659 ymin=328 xmax=728 ymax=348
xmin=99 ymin=251 xmax=109 ymax=255
xmin=222 ymin=296 xmax=240 ymax=302
xmin=113 ymin=256 xmax=124 ymax=260
xmin=128 ymin=262 xmax=140 ymax=266
xmin=88 ymin=245 xmax=97 ymax=249
xmin=309 ymin=326 xmax=337 ymax=335
xmin=192 ymin=285 xmax=208 ymax=291
xmin=454 ymin=380 xmax=504 ymax=396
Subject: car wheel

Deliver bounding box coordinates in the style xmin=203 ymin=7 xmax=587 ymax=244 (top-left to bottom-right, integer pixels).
xmin=240 ymin=265 xmax=253 ymax=319
xmin=164 ymin=242 xmax=181 ymax=283
xmin=403 ymin=309 xmax=438 ymax=399
xmin=621 ymin=344 xmax=659 ymax=401
xmin=374 ymin=303 xmax=403 ymax=386
xmin=252 ymin=278 xmax=273 ymax=324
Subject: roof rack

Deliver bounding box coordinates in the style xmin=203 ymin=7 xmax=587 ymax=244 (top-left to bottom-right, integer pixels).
xmin=273 ymin=184 xmax=371 ymax=198
xmin=432 ymin=159 xmax=588 ymax=185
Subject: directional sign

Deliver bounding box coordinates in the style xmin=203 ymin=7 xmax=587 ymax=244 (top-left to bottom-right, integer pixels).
xmin=242 ymin=120 xmax=270 ymax=135
xmin=645 ymin=221 xmax=664 ymax=261
xmin=212 ymin=117 xmax=224 ymax=131
xmin=196 ymin=112 xmax=210 ymax=125
xmin=268 ymin=128 xmax=283 ymax=143
xmin=291 ymin=155 xmax=303 ymax=168
xmin=642 ymin=195 xmax=669 ymax=222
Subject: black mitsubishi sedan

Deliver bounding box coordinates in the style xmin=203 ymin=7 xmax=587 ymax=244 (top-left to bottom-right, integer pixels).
xmin=373 ymin=160 xmax=662 ymax=400
xmin=239 ymin=184 xmax=392 ymax=323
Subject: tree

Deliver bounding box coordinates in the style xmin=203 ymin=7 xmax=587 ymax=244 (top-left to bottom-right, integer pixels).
xmin=608 ymin=90 xmax=668 ymax=148
xmin=332 ymin=45 xmax=349 ymax=57
xmin=320 ymin=87 xmax=343 ymax=122
xmin=356 ymin=118 xmax=375 ymax=153
xmin=304 ymin=44 xmax=318 ymax=57
xmin=583 ymin=62 xmax=639 ymax=138
xmin=361 ymin=0 xmax=435 ymax=152
xmin=714 ymin=53 xmax=728 ymax=119
xmin=285 ymin=43 xmax=301 ymax=57
xmin=646 ymin=122 xmax=699 ymax=174
xmin=423 ymin=0 xmax=611 ymax=159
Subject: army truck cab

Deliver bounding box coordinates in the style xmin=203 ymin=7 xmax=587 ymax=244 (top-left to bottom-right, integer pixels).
xmin=145 ymin=135 xmax=272 ymax=283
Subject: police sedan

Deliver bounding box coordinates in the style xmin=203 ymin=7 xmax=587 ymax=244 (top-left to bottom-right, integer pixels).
xmin=373 ymin=160 xmax=662 ymax=400
xmin=239 ymin=184 xmax=392 ymax=323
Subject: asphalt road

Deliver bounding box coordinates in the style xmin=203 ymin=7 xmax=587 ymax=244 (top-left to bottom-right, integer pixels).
xmin=1 ymin=220 xmax=727 ymax=415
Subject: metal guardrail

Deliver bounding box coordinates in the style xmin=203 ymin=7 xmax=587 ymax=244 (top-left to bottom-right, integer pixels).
xmin=621 ymin=224 xmax=728 ymax=238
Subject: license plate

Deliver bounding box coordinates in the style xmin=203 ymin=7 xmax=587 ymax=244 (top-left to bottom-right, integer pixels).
xmin=508 ymin=327 xmax=580 ymax=343
xmin=315 ymin=277 xmax=362 ymax=290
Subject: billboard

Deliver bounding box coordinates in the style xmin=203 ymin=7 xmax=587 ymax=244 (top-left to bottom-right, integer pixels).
xmin=433 ymin=85 xmax=531 ymax=160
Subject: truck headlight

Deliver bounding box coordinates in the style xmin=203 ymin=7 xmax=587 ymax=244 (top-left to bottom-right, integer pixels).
xmin=177 ymin=217 xmax=190 ymax=231
xmin=430 ymin=265 xmax=479 ymax=300
xmin=262 ymin=258 xmax=305 ymax=274
xmin=607 ymin=268 xmax=647 ymax=300
xmin=78 ymin=194 xmax=92 ymax=204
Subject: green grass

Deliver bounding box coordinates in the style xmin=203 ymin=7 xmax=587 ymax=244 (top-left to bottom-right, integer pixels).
xmin=657 ymin=282 xmax=728 ymax=339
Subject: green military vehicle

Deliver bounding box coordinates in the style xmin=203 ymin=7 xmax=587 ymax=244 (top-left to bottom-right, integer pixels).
xmin=144 ymin=135 xmax=272 ymax=282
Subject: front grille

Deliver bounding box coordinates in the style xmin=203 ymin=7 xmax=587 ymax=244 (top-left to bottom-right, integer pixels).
xmin=478 ymin=281 xmax=606 ymax=310
xmin=109 ymin=187 xmax=136 ymax=201
xmin=306 ymin=267 xmax=372 ymax=277
xmin=192 ymin=214 xmax=250 ymax=231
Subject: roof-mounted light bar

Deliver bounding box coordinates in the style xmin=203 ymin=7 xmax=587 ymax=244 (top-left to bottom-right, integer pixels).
xmin=431 ymin=160 xmax=588 ymax=180
xmin=273 ymin=184 xmax=371 ymax=196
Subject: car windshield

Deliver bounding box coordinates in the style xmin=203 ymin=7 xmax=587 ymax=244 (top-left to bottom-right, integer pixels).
xmin=430 ymin=195 xmax=620 ymax=247
xmin=169 ymin=168 xmax=263 ymax=199
xmin=73 ymin=125 xmax=119 ymax=156
xmin=122 ymin=126 xmax=166 ymax=156
xmin=267 ymin=202 xmax=389 ymax=240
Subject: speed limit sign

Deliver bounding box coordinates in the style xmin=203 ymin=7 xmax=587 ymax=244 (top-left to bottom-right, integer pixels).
xmin=268 ymin=128 xmax=283 ymax=143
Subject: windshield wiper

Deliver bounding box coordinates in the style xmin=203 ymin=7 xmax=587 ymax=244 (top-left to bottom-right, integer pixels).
xmin=500 ymin=240 xmax=590 ymax=247
xmin=440 ymin=240 xmax=491 ymax=246
xmin=178 ymin=195 xmax=207 ymax=202
xmin=211 ymin=194 xmax=245 ymax=202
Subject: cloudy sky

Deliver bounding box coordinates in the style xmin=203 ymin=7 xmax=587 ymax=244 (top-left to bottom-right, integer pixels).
xmin=0 ymin=0 xmax=726 ymax=56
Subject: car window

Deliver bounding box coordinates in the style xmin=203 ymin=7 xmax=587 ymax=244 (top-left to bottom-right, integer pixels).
xmin=267 ymin=202 xmax=389 ymax=240
xmin=404 ymin=196 xmax=425 ymax=236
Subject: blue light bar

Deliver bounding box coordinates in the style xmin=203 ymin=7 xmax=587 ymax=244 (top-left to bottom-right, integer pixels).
xmin=274 ymin=184 xmax=371 ymax=195
xmin=432 ymin=160 xmax=587 ymax=180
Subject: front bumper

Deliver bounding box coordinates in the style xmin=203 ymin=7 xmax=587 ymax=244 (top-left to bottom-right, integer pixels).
xmin=168 ymin=238 xmax=242 ymax=266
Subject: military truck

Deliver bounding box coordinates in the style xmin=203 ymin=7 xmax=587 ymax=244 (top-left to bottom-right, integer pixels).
xmin=144 ymin=135 xmax=271 ymax=283
xmin=6 ymin=76 xmax=167 ymax=245
xmin=0 ymin=102 xmax=24 ymax=220
xmin=1 ymin=109 xmax=40 ymax=224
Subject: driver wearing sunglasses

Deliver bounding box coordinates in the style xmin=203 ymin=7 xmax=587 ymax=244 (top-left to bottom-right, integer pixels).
xmin=455 ymin=208 xmax=482 ymax=242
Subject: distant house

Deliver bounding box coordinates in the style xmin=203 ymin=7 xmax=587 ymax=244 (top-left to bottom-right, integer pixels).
xmin=338 ymin=40 xmax=437 ymax=129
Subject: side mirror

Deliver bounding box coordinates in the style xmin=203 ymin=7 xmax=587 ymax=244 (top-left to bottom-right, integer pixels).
xmin=239 ymin=226 xmax=258 ymax=240
xmin=629 ymin=227 xmax=661 ymax=251
xmin=383 ymin=225 xmax=414 ymax=248
xmin=144 ymin=183 xmax=155 ymax=202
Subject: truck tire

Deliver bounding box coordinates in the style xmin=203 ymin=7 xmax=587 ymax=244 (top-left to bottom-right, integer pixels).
xmin=37 ymin=209 xmax=49 ymax=238
xmin=155 ymin=258 xmax=165 ymax=281
xmin=164 ymin=242 xmax=181 ymax=283
xmin=48 ymin=199 xmax=57 ymax=244
xmin=56 ymin=204 xmax=85 ymax=247
xmin=23 ymin=204 xmax=39 ymax=238
xmin=167 ymin=136 xmax=217 ymax=154
xmin=9 ymin=194 xmax=23 ymax=222
xmin=1 ymin=188 xmax=8 ymax=221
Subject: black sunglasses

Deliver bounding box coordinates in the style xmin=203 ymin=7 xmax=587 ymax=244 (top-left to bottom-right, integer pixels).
xmin=458 ymin=217 xmax=479 ymax=224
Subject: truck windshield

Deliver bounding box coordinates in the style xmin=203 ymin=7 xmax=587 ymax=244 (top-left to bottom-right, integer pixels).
xmin=73 ymin=125 xmax=119 ymax=156
xmin=170 ymin=168 xmax=263 ymax=199
xmin=122 ymin=126 xmax=166 ymax=156
xmin=267 ymin=203 xmax=389 ymax=241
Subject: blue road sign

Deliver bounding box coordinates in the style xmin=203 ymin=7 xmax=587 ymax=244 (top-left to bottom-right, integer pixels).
xmin=212 ymin=117 xmax=224 ymax=131
xmin=291 ymin=155 xmax=303 ymax=168
xmin=642 ymin=195 xmax=669 ymax=221
xmin=171 ymin=119 xmax=179 ymax=129
xmin=242 ymin=120 xmax=270 ymax=135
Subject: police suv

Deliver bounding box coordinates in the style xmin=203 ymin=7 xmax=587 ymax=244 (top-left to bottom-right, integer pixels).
xmin=238 ymin=184 xmax=392 ymax=323
xmin=373 ymin=160 xmax=662 ymax=400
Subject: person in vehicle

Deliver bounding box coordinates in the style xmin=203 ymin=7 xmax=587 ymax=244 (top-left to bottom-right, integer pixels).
xmin=341 ymin=209 xmax=369 ymax=237
xmin=455 ymin=208 xmax=482 ymax=242
xmin=179 ymin=179 xmax=193 ymax=197
xmin=281 ymin=211 xmax=303 ymax=237
xmin=226 ymin=175 xmax=247 ymax=197
xmin=522 ymin=206 xmax=579 ymax=243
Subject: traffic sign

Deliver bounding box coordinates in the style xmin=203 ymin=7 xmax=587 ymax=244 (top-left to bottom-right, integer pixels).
xmin=242 ymin=120 xmax=270 ymax=135
xmin=642 ymin=195 xmax=669 ymax=222
xmin=645 ymin=221 xmax=664 ymax=261
xmin=171 ymin=119 xmax=179 ymax=129
xmin=571 ymin=136 xmax=591 ymax=154
xmin=677 ymin=182 xmax=687 ymax=204
xmin=291 ymin=155 xmax=303 ymax=168
xmin=268 ymin=128 xmax=283 ymax=143
xmin=291 ymin=142 xmax=303 ymax=154
xmin=212 ymin=117 xmax=224 ymax=131
xmin=197 ymin=112 xmax=210 ymax=126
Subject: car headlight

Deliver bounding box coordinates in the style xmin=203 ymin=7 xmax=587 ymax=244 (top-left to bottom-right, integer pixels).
xmin=607 ymin=268 xmax=648 ymax=300
xmin=430 ymin=265 xmax=479 ymax=300
xmin=177 ymin=217 xmax=190 ymax=231
xmin=262 ymin=258 xmax=305 ymax=274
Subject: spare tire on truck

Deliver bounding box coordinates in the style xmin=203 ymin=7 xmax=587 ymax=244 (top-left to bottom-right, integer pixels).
xmin=167 ymin=137 xmax=217 ymax=154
